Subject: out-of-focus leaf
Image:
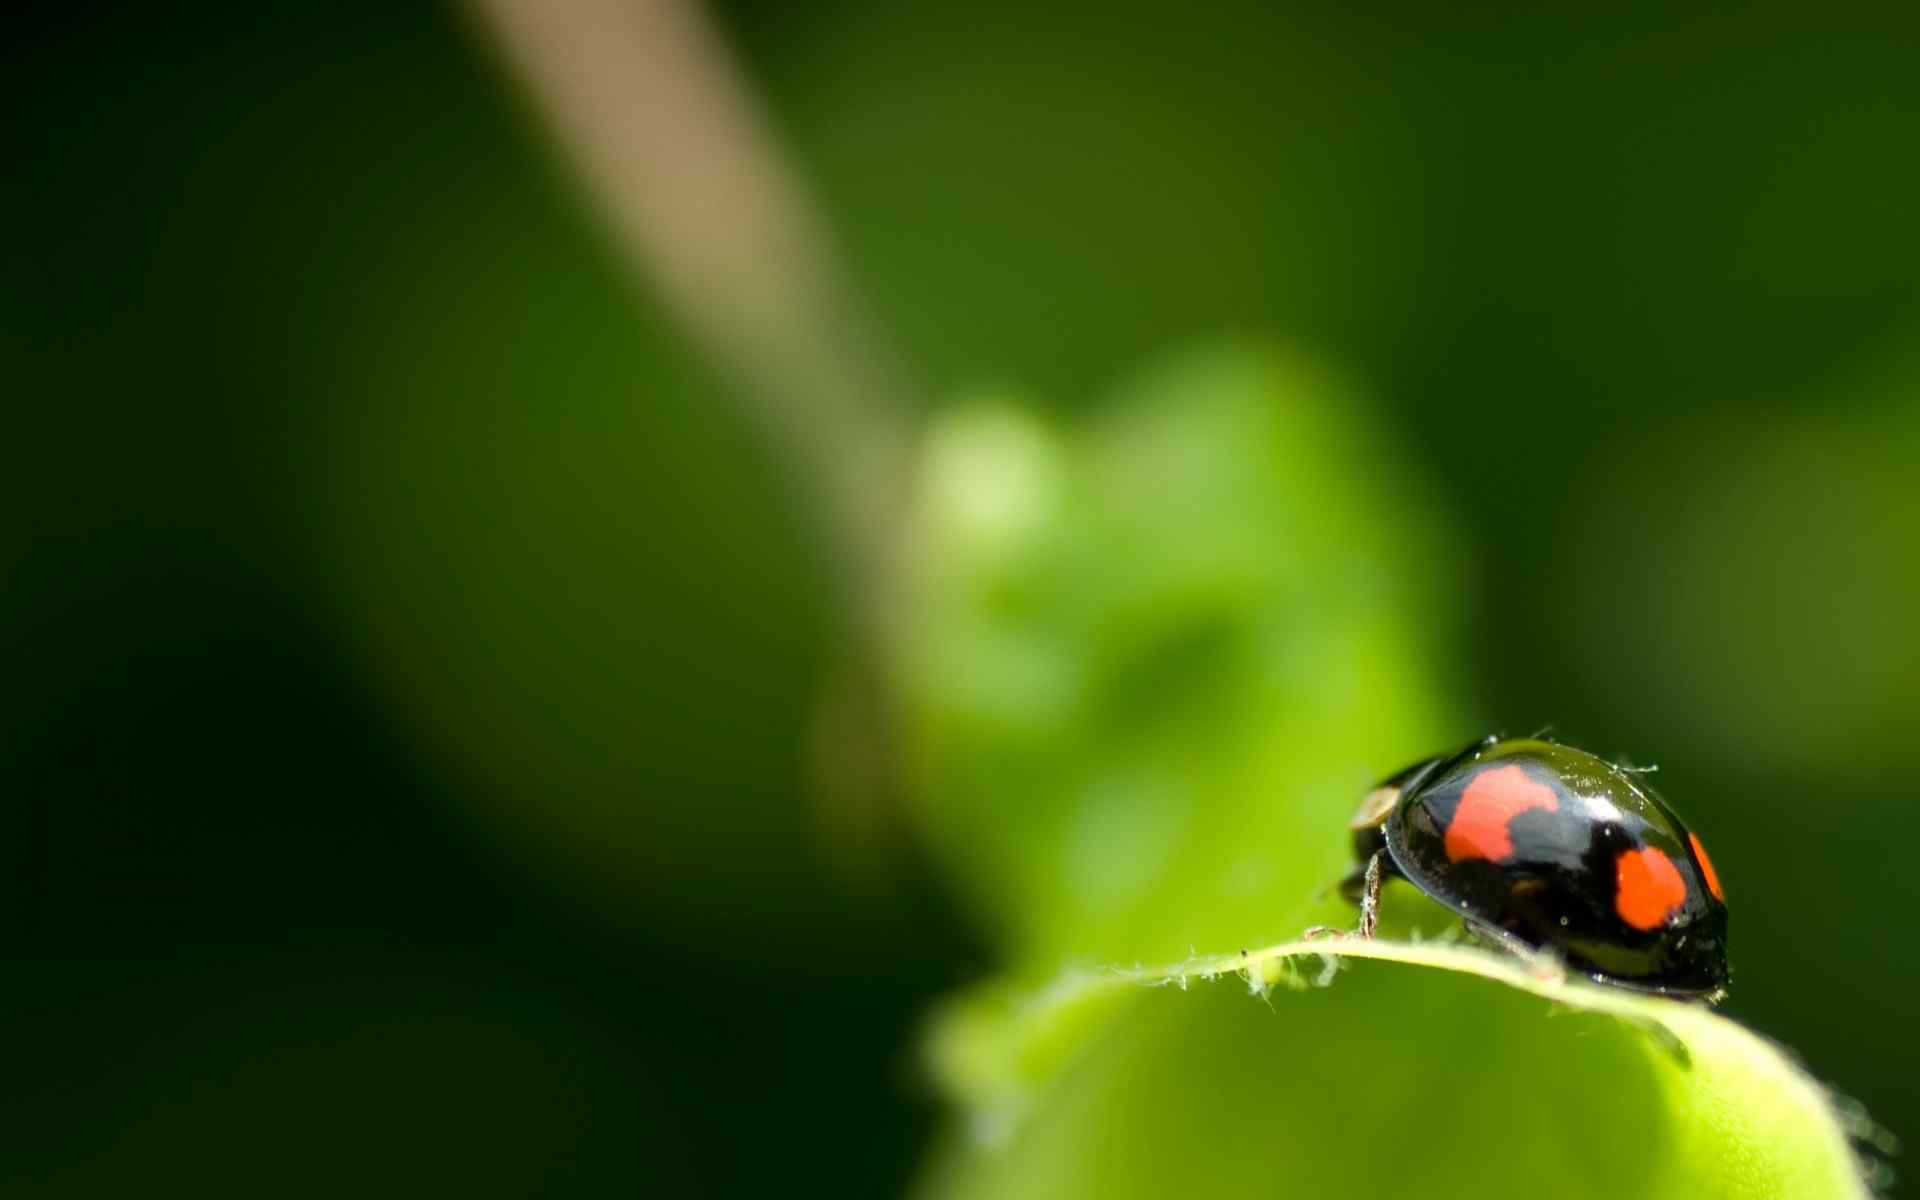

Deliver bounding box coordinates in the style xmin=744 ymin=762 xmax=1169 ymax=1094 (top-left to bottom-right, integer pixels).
xmin=921 ymin=935 xmax=1878 ymax=1200
xmin=895 ymin=345 xmax=1464 ymax=970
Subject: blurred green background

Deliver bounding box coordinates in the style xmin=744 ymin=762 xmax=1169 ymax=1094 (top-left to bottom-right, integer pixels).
xmin=6 ymin=1 xmax=1919 ymax=1195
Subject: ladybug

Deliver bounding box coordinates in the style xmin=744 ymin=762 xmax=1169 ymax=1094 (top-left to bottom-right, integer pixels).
xmin=1339 ymin=736 xmax=1729 ymax=999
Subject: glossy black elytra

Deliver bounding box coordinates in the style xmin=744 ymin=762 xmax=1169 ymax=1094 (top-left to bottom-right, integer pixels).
xmin=1338 ymin=736 xmax=1730 ymax=999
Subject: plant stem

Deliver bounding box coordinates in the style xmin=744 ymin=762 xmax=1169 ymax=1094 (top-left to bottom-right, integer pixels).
xmin=465 ymin=0 xmax=916 ymax=617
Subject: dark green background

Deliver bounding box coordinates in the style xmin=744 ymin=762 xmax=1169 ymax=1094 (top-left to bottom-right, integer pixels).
xmin=6 ymin=2 xmax=1918 ymax=1195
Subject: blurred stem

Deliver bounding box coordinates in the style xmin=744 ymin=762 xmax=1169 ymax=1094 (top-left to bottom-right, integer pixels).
xmin=465 ymin=0 xmax=916 ymax=618
xmin=466 ymin=0 xmax=918 ymax=883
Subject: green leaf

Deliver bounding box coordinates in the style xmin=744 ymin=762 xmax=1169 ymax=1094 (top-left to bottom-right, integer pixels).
xmin=896 ymin=346 xmax=1464 ymax=971
xmin=895 ymin=344 xmax=1885 ymax=1198
xmin=921 ymin=937 xmax=1879 ymax=1200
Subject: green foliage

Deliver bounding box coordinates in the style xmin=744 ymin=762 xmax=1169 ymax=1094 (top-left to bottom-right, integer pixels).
xmin=922 ymin=938 xmax=1872 ymax=1200
xmin=898 ymin=346 xmax=1460 ymax=970
xmin=896 ymin=345 xmax=1876 ymax=1198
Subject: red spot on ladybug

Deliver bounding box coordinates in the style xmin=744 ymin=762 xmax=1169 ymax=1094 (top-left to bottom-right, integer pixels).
xmin=1614 ymin=846 xmax=1688 ymax=931
xmin=1689 ymin=832 xmax=1724 ymax=902
xmin=1444 ymin=764 xmax=1559 ymax=863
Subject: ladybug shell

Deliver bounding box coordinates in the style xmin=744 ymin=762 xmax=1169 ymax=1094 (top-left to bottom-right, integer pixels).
xmin=1383 ymin=738 xmax=1729 ymax=996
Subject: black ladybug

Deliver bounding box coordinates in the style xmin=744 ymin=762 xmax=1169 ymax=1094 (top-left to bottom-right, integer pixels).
xmin=1340 ymin=736 xmax=1729 ymax=999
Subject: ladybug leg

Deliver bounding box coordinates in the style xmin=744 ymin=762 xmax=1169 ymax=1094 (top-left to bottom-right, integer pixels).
xmin=1464 ymin=918 xmax=1566 ymax=983
xmin=1305 ymin=851 xmax=1390 ymax=940
xmin=1357 ymin=849 xmax=1386 ymax=939
xmin=1463 ymin=918 xmax=1530 ymax=958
